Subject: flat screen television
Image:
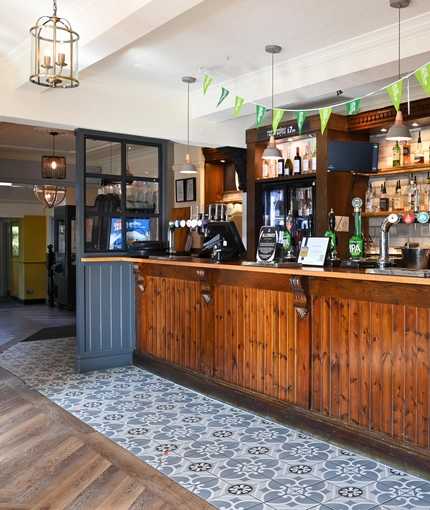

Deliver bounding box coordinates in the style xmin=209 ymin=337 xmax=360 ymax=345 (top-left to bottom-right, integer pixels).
xmin=203 ymin=221 xmax=246 ymax=261
xmin=327 ymin=141 xmax=379 ymax=173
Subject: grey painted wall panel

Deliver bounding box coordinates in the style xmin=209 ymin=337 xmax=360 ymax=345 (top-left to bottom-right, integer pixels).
xmin=75 ymin=260 xmax=136 ymax=372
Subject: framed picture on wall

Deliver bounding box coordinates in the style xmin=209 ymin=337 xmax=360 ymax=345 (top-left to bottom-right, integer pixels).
xmin=185 ymin=177 xmax=196 ymax=202
xmin=176 ymin=179 xmax=184 ymax=202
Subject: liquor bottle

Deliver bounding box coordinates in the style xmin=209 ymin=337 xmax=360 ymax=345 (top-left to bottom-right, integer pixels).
xmin=349 ymin=198 xmax=364 ymax=260
xmin=392 ymin=141 xmax=401 ymax=167
xmin=277 ymin=150 xmax=284 ymax=177
xmin=392 ymin=180 xmax=403 ymax=211
xmin=302 ymin=145 xmax=311 ymax=174
xmin=285 ymin=148 xmax=293 ymax=176
xmin=406 ymin=173 xmax=415 ymax=211
xmin=424 ymin=172 xmax=430 ymax=213
xmin=293 ymin=147 xmax=301 ymax=174
xmin=379 ymin=181 xmax=389 ymax=212
xmin=268 ymin=159 xmax=277 ymax=178
xmin=402 ymin=139 xmax=411 ymax=166
xmin=364 ymin=179 xmax=374 ymax=213
xmin=262 ymin=161 xmax=268 ymax=179
xmin=311 ymin=144 xmax=317 ymax=173
xmin=414 ymin=131 xmax=424 ymax=164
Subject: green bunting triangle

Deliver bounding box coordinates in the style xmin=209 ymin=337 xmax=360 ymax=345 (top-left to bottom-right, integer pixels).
xmin=346 ymin=99 xmax=360 ymax=115
xmin=216 ymin=88 xmax=229 ymax=107
xmin=387 ymin=80 xmax=403 ymax=111
xmin=203 ymin=74 xmax=213 ymax=96
xmin=272 ymin=109 xmax=284 ymax=133
xmin=415 ymin=63 xmax=430 ymax=96
xmin=256 ymin=105 xmax=267 ymax=129
xmin=234 ymin=96 xmax=245 ymax=119
xmin=319 ymin=107 xmax=332 ymax=135
xmin=296 ymin=111 xmax=307 ymax=135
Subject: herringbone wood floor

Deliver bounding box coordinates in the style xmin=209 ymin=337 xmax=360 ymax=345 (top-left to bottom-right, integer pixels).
xmin=0 ymin=301 xmax=215 ymax=510
xmin=0 ymin=367 xmax=215 ymax=510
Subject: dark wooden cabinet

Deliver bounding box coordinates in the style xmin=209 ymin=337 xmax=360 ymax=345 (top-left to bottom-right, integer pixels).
xmin=245 ymin=114 xmax=369 ymax=259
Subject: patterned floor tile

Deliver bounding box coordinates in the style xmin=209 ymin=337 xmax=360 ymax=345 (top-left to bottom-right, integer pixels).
xmin=0 ymin=338 xmax=428 ymax=510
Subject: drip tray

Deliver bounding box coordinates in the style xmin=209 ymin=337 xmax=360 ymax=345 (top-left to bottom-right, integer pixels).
xmin=366 ymin=267 xmax=430 ymax=278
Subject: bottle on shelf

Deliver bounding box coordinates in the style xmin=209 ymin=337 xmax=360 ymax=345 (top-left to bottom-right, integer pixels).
xmin=392 ymin=140 xmax=401 ymax=167
xmin=302 ymin=145 xmax=311 ymax=174
xmin=406 ymin=173 xmax=415 ymax=211
xmin=365 ymin=179 xmax=375 ymax=213
xmin=392 ymin=179 xmax=403 ymax=211
xmin=414 ymin=131 xmax=424 ymax=164
xmin=424 ymin=172 xmax=430 ymax=212
xmin=268 ymin=158 xmax=277 ymax=178
xmin=379 ymin=181 xmax=389 ymax=212
xmin=402 ymin=139 xmax=411 ymax=166
xmin=311 ymin=143 xmax=317 ymax=173
xmin=293 ymin=147 xmax=301 ymax=175
xmin=262 ymin=160 xmax=268 ymax=179
xmin=285 ymin=148 xmax=293 ymax=176
xmin=277 ymin=149 xmax=284 ymax=177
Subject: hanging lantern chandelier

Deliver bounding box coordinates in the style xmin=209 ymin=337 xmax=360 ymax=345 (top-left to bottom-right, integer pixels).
xmin=41 ymin=131 xmax=66 ymax=179
xmin=34 ymin=184 xmax=66 ymax=208
xmin=29 ymin=0 xmax=79 ymax=88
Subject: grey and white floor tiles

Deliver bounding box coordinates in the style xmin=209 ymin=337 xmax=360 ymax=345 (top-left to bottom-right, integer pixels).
xmin=1 ymin=338 xmax=429 ymax=510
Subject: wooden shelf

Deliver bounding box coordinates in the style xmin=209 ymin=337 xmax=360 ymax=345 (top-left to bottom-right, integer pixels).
xmin=370 ymin=163 xmax=430 ymax=177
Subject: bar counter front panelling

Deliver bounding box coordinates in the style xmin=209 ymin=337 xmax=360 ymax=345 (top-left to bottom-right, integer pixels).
xmin=133 ymin=259 xmax=430 ymax=480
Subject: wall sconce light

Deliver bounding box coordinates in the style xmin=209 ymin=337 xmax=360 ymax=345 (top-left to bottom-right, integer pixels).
xmin=180 ymin=76 xmax=198 ymax=174
xmin=42 ymin=132 xmax=66 ymax=179
xmin=29 ymin=0 xmax=79 ymax=88
xmin=34 ymin=184 xmax=66 ymax=208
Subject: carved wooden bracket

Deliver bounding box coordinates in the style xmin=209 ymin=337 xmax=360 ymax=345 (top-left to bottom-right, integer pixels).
xmin=133 ymin=263 xmax=146 ymax=293
xmin=290 ymin=275 xmax=308 ymax=318
xmin=197 ymin=269 xmax=212 ymax=304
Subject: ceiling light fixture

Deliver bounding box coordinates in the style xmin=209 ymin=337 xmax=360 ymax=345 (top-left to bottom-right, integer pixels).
xmin=42 ymin=131 xmax=66 ymax=179
xmin=180 ymin=76 xmax=198 ymax=174
xmin=34 ymin=184 xmax=66 ymax=208
xmin=386 ymin=0 xmax=412 ymax=141
xmin=29 ymin=0 xmax=79 ymax=88
xmin=262 ymin=45 xmax=283 ymax=161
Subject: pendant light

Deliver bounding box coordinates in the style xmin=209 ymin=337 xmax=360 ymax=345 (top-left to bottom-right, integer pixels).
xmin=34 ymin=184 xmax=66 ymax=208
xmin=42 ymin=132 xmax=66 ymax=179
xmin=262 ymin=45 xmax=283 ymax=161
xmin=180 ymin=76 xmax=198 ymax=174
xmin=29 ymin=0 xmax=79 ymax=88
xmin=386 ymin=0 xmax=412 ymax=141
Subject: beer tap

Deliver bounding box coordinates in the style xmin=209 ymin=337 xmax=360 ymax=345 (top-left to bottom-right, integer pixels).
xmin=324 ymin=208 xmax=338 ymax=261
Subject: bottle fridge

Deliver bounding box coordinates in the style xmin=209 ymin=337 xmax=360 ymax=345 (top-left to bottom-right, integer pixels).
xmin=261 ymin=178 xmax=316 ymax=258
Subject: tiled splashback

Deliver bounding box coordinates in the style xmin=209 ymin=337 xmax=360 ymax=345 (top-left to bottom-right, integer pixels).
xmin=366 ymin=126 xmax=430 ymax=253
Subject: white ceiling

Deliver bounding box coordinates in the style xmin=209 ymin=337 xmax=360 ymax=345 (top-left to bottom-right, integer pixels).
xmin=1 ymin=0 xmax=430 ymax=155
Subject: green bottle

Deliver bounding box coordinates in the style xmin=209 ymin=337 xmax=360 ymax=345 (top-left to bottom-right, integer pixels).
xmin=392 ymin=141 xmax=401 ymax=167
xmin=349 ymin=198 xmax=364 ymax=260
xmin=324 ymin=208 xmax=337 ymax=258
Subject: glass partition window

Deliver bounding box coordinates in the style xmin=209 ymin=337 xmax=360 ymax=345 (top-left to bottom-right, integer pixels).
xmin=83 ymin=135 xmax=163 ymax=253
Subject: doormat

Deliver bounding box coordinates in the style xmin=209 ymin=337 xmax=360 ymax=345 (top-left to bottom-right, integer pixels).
xmin=21 ymin=325 xmax=76 ymax=342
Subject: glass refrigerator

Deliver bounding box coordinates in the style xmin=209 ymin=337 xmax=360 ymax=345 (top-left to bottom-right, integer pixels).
xmin=261 ymin=178 xmax=316 ymax=259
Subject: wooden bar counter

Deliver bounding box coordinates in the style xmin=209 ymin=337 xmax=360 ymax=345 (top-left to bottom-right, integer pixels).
xmin=131 ymin=256 xmax=430 ymax=479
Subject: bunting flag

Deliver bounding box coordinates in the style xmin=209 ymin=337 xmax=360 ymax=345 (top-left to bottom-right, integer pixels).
xmin=256 ymin=104 xmax=267 ymax=129
xmin=203 ymin=74 xmax=213 ymax=95
xmin=296 ymin=111 xmax=307 ymax=134
xmin=272 ymin=109 xmax=284 ymax=133
xmin=216 ymin=87 xmax=230 ymax=107
xmin=387 ymin=80 xmax=403 ymax=111
xmin=234 ymin=96 xmax=245 ymax=118
xmin=346 ymin=99 xmax=360 ymax=115
xmin=319 ymin=107 xmax=332 ymax=134
xmin=415 ymin=63 xmax=430 ymax=96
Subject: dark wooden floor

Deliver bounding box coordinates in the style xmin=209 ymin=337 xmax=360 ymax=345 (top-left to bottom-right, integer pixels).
xmin=0 ymin=300 xmax=215 ymax=510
